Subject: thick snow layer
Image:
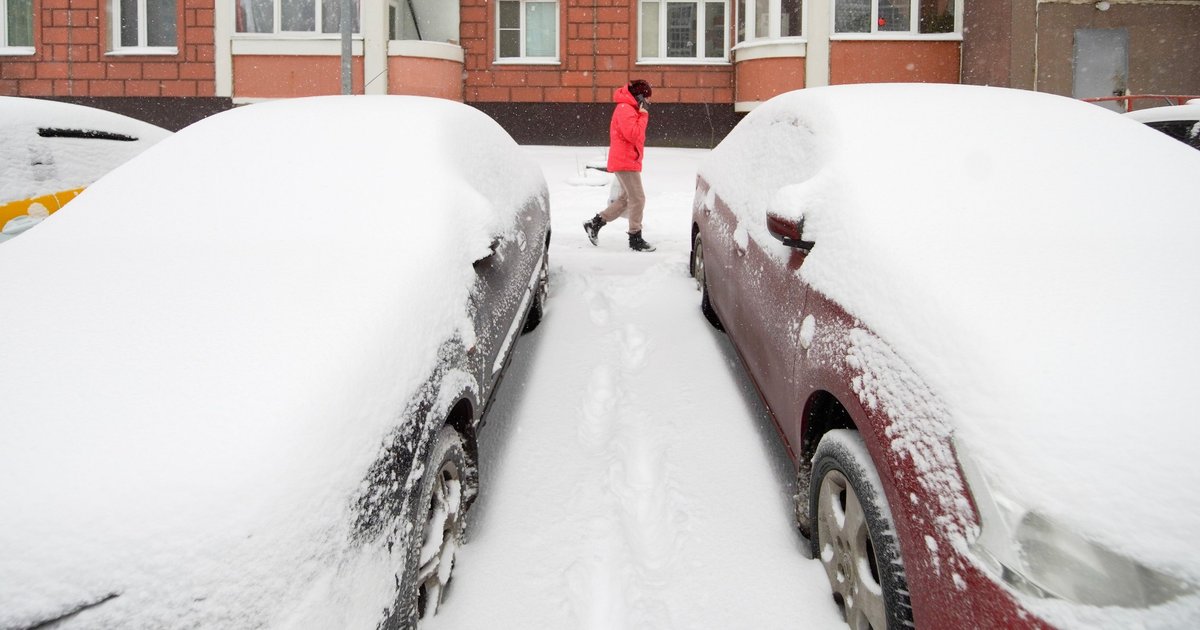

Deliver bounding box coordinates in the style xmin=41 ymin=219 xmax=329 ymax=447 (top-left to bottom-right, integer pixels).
xmin=701 ymin=84 xmax=1200 ymax=614
xmin=423 ymin=146 xmax=844 ymax=630
xmin=0 ymin=96 xmax=545 ymax=628
xmin=1123 ymin=103 xmax=1200 ymax=125
xmin=0 ymin=96 xmax=171 ymax=203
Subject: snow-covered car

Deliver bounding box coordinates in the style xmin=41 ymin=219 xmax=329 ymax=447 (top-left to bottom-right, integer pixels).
xmin=0 ymin=96 xmax=550 ymax=628
xmin=1123 ymin=100 xmax=1200 ymax=150
xmin=0 ymin=97 xmax=170 ymax=243
xmin=690 ymin=84 xmax=1200 ymax=629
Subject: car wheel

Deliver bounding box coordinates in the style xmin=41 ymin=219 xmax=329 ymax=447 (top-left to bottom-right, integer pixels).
xmin=810 ymin=430 xmax=912 ymax=630
xmin=691 ymin=233 xmax=724 ymax=332
xmin=407 ymin=425 xmax=472 ymax=623
xmin=522 ymin=248 xmax=549 ymax=334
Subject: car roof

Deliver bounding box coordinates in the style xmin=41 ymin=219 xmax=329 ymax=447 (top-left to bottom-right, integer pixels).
xmin=1123 ymin=102 xmax=1200 ymax=123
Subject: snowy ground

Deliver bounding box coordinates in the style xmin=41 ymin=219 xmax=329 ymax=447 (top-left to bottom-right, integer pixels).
xmin=424 ymin=147 xmax=845 ymax=630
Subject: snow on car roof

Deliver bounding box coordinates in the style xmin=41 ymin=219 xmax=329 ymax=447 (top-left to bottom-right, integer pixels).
xmin=701 ymin=84 xmax=1200 ymax=581
xmin=0 ymin=96 xmax=172 ymax=203
xmin=0 ymin=96 xmax=546 ymax=627
xmin=1123 ymin=103 xmax=1200 ymax=124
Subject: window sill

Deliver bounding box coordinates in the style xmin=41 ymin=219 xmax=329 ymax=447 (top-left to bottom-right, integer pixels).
xmin=232 ymin=37 xmax=364 ymax=56
xmin=830 ymin=33 xmax=963 ymax=42
xmin=106 ymin=47 xmax=179 ymax=56
xmin=636 ymin=59 xmax=730 ymax=66
xmin=732 ymin=39 xmax=806 ymax=62
xmin=493 ymin=59 xmax=560 ymax=65
xmin=0 ymin=46 xmax=35 ymax=56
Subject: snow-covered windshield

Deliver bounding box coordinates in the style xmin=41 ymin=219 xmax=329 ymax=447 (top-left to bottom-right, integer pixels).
xmin=0 ymin=97 xmax=171 ymax=203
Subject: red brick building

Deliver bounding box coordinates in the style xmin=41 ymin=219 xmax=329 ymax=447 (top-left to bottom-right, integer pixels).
xmin=3 ymin=1 xmax=1195 ymax=145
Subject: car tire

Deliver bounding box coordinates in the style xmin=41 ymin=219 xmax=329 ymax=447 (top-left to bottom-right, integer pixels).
xmin=403 ymin=424 xmax=473 ymax=626
xmin=691 ymin=233 xmax=724 ymax=332
xmin=522 ymin=248 xmax=549 ymax=334
xmin=810 ymin=430 xmax=912 ymax=630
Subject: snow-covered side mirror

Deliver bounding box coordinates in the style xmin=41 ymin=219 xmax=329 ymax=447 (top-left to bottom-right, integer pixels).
xmin=766 ymin=212 xmax=815 ymax=252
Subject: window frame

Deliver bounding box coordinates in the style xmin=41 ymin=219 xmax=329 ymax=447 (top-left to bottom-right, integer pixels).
xmin=494 ymin=0 xmax=560 ymax=64
xmin=637 ymin=0 xmax=730 ymax=64
xmin=831 ymin=0 xmax=963 ymax=40
xmin=109 ymin=0 xmax=178 ymax=54
xmin=233 ymin=0 xmax=362 ymax=38
xmin=1 ymin=0 xmax=35 ymax=54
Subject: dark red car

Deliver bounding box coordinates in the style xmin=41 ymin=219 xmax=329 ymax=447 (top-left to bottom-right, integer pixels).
xmin=690 ymin=84 xmax=1200 ymax=629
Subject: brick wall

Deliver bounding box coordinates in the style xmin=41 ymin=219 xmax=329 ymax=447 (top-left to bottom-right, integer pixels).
xmin=462 ymin=0 xmax=734 ymax=104
xmin=0 ymin=0 xmax=216 ymax=98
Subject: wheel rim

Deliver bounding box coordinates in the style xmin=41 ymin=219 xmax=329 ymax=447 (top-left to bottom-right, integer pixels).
xmin=817 ymin=469 xmax=886 ymax=630
xmin=417 ymin=460 xmax=464 ymax=619
xmin=692 ymin=236 xmax=706 ymax=291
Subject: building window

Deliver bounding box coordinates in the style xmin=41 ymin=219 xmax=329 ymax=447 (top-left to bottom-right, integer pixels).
xmin=640 ymin=0 xmax=727 ymax=61
xmin=834 ymin=0 xmax=956 ymax=35
xmin=390 ymin=0 xmax=458 ymax=43
xmin=736 ymin=0 xmax=802 ymax=43
xmin=235 ymin=0 xmax=361 ymax=34
xmin=497 ymin=0 xmax=557 ymax=60
xmin=109 ymin=0 xmax=176 ymax=50
xmin=2 ymin=0 xmax=34 ymax=48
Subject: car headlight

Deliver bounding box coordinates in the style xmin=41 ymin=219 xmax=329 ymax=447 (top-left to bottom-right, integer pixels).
xmin=956 ymin=439 xmax=1192 ymax=608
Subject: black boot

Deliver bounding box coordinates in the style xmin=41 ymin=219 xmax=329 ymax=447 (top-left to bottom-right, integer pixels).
xmin=628 ymin=231 xmax=656 ymax=252
xmin=583 ymin=215 xmax=606 ymax=246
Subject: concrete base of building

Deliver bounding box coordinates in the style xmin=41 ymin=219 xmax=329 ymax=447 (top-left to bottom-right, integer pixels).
xmin=34 ymin=97 xmax=740 ymax=148
xmin=469 ymin=102 xmax=741 ymax=149
xmin=41 ymin=97 xmax=235 ymax=132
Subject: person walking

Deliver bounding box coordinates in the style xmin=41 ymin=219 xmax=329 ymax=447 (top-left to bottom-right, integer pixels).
xmin=583 ymin=80 xmax=656 ymax=252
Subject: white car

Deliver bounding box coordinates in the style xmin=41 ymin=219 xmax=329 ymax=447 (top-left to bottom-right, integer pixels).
xmin=0 ymin=96 xmax=550 ymax=629
xmin=1123 ymin=100 xmax=1200 ymax=150
xmin=0 ymin=97 xmax=171 ymax=242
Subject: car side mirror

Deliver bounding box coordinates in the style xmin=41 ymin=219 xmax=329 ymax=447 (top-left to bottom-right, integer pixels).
xmin=766 ymin=212 xmax=815 ymax=252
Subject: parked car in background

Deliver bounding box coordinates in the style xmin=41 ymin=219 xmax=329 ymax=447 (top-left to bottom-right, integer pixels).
xmin=0 ymin=97 xmax=170 ymax=242
xmin=691 ymin=84 xmax=1200 ymax=629
xmin=1123 ymin=100 xmax=1200 ymax=150
xmin=0 ymin=96 xmax=550 ymax=629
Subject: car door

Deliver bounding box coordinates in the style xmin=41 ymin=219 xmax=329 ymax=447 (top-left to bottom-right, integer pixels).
xmin=468 ymin=195 xmax=548 ymax=400
xmin=724 ymin=220 xmax=809 ymax=456
xmin=695 ymin=178 xmax=740 ymax=326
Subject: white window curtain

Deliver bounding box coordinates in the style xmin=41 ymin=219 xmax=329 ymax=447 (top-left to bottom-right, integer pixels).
xmin=640 ymin=0 xmax=726 ymax=60
xmin=236 ymin=0 xmax=360 ymax=34
xmin=497 ymin=0 xmax=557 ymax=59
xmin=112 ymin=0 xmax=176 ymax=49
xmin=4 ymin=0 xmax=35 ymax=46
xmin=835 ymin=0 xmax=956 ymax=35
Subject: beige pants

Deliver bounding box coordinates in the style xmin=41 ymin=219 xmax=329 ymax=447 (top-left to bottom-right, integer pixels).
xmin=599 ymin=171 xmax=646 ymax=233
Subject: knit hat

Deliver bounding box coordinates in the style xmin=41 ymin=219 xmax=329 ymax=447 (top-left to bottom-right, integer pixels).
xmin=628 ymin=80 xmax=652 ymax=99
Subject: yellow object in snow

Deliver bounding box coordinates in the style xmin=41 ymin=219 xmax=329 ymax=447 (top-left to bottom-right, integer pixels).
xmin=0 ymin=188 xmax=85 ymax=227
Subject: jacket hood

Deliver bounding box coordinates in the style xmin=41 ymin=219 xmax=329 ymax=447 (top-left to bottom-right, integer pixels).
xmin=613 ymin=85 xmax=638 ymax=108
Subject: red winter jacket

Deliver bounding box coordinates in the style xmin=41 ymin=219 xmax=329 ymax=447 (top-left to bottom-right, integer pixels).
xmin=607 ymin=85 xmax=650 ymax=172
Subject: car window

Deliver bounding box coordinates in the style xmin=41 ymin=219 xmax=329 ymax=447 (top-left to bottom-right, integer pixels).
xmin=1145 ymin=120 xmax=1200 ymax=150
